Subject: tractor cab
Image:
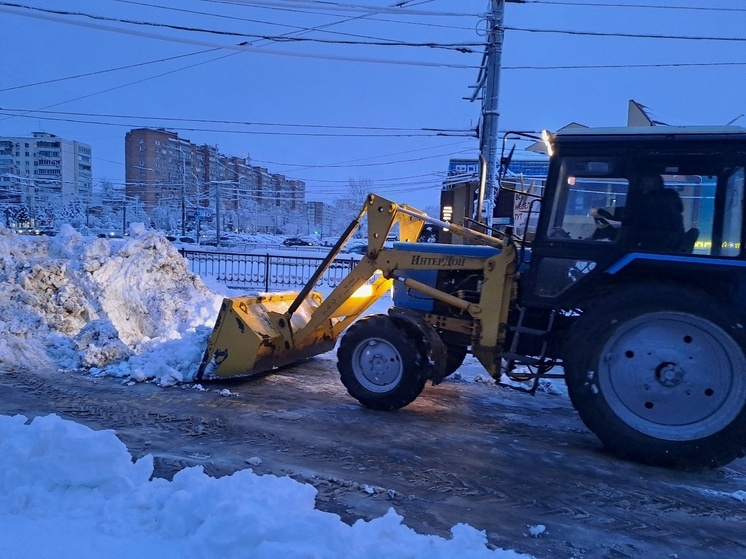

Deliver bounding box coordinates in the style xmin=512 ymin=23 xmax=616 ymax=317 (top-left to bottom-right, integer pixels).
xmin=520 ymin=126 xmax=746 ymax=309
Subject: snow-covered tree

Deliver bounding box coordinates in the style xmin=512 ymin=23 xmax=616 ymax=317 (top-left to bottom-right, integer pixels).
xmin=150 ymin=206 xmax=178 ymax=232
xmin=54 ymin=199 xmax=86 ymax=229
xmin=326 ymin=178 xmax=373 ymax=237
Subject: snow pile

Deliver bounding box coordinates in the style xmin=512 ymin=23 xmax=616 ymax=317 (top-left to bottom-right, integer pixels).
xmin=0 ymin=414 xmax=532 ymax=559
xmin=0 ymin=225 xmax=223 ymax=384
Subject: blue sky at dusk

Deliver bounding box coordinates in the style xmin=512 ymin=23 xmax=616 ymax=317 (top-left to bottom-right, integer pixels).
xmin=1 ymin=0 xmax=744 ymax=208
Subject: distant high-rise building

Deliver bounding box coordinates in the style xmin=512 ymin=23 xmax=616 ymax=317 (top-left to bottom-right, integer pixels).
xmin=124 ymin=128 xmax=306 ymax=231
xmin=124 ymin=128 xmax=197 ymax=212
xmin=0 ymin=132 xmax=92 ymax=206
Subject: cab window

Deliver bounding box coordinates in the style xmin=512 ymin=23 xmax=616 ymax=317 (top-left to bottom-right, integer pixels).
xmin=547 ymin=157 xmax=628 ymax=241
xmin=548 ymin=156 xmax=742 ymax=257
xmin=718 ymin=167 xmax=744 ymax=257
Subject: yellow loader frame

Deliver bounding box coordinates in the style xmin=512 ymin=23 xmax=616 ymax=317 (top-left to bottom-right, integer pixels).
xmin=196 ymin=194 xmax=517 ymax=381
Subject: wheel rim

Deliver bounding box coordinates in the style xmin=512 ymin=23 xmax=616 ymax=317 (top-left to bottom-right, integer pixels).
xmin=598 ymin=311 xmax=746 ymax=440
xmin=351 ymin=337 xmax=403 ymax=393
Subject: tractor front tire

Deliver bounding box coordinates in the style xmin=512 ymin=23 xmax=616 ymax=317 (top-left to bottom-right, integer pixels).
xmin=564 ymin=284 xmax=746 ymax=470
xmin=444 ymin=345 xmax=468 ymax=377
xmin=337 ymin=314 xmax=428 ymax=411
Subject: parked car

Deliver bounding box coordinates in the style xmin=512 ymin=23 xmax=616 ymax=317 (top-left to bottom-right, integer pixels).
xmin=16 ymin=228 xmax=57 ymax=236
xmin=283 ymin=236 xmax=316 ymax=247
xmin=341 ymin=244 xmax=368 ymax=255
xmin=201 ymin=235 xmax=239 ymax=247
xmin=319 ymin=237 xmax=340 ymax=247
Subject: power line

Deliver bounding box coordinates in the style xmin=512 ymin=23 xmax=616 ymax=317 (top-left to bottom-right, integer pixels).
xmin=506 ymin=25 xmax=746 ymax=43
xmin=5 ymin=0 xmax=480 ymax=121
xmin=0 ymin=50 xmax=220 ymax=93
xmin=0 ymin=2 xmax=481 ymax=52
xmin=112 ymin=0 xmax=472 ymax=42
xmin=5 ymin=54 xmax=741 ymax=97
xmin=0 ymin=108 xmax=473 ymax=134
xmin=0 ymin=110 xmax=475 ymax=137
xmin=269 ymin=148 xmax=476 ymax=170
xmin=0 ymin=5 xmax=480 ymax=69
xmin=200 ymin=0 xmax=481 ymax=18
xmin=0 ymin=52 xmax=249 ymax=125
xmin=524 ymin=1 xmax=746 ymax=13
xmin=503 ymin=61 xmax=746 ymax=70
xmin=258 ymin=140 xmax=475 ymax=170
xmin=2 ymin=1 xmax=471 ymax=100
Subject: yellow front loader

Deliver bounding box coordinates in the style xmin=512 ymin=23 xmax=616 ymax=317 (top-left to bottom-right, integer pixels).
xmin=197 ymin=127 xmax=746 ymax=472
xmin=197 ymin=194 xmax=516 ymax=409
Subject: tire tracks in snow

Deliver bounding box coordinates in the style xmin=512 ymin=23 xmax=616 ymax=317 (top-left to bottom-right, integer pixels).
xmin=1 ymin=365 xmax=744 ymax=559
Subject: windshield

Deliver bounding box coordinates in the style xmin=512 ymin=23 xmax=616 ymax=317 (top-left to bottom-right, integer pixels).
xmin=547 ymin=155 xmax=743 ymax=256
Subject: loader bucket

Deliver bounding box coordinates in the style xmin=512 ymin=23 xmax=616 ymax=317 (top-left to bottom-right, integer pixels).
xmin=196 ymin=290 xmax=337 ymax=380
xmin=195 ymin=194 xmax=435 ymax=382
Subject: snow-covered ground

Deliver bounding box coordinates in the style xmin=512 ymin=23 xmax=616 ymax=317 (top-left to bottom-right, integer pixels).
xmin=0 ymin=413 xmax=531 ymax=559
xmin=0 ymin=224 xmax=535 ymax=558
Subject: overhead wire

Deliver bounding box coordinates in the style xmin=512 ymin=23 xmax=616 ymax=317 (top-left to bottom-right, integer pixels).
xmin=0 ymin=50 xmax=221 ymax=93
xmin=112 ymin=0 xmax=471 ymax=42
xmin=503 ymin=61 xmax=746 ymax=70
xmin=198 ymin=0 xmax=481 ymax=18
xmin=0 ymin=4 xmax=481 ymax=69
xmin=0 ymin=110 xmax=475 ymax=137
xmin=0 ymin=2 xmax=482 ymax=52
xmin=0 ymin=108 xmax=472 ymax=134
xmin=505 ymin=25 xmax=746 ymax=43
xmin=257 ymin=141 xmax=476 ymax=169
xmin=2 ymin=0 xmax=740 ymax=101
xmin=3 ymin=0 xmax=744 ymax=194
xmin=0 ymin=0 xmax=483 ymax=191
xmin=198 ymin=0 xmax=476 ymax=31
xmin=523 ymin=1 xmax=746 ymax=13
xmin=4 ymin=2 xmax=742 ymax=46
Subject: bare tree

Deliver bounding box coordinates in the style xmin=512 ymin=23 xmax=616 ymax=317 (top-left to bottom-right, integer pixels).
xmin=346 ymin=178 xmax=373 ymax=208
xmin=329 ymin=178 xmax=373 ymax=237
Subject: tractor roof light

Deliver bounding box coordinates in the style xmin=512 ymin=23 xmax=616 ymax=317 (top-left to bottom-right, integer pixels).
xmin=541 ymin=130 xmax=555 ymax=157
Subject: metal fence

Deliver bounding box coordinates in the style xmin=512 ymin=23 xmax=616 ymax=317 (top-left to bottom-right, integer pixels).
xmin=179 ymin=249 xmax=362 ymax=291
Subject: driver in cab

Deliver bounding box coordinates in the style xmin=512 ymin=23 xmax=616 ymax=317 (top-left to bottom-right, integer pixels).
xmin=591 ymin=174 xmax=685 ymax=252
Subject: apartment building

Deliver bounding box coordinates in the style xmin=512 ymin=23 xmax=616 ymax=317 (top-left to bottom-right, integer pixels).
xmin=124 ymin=128 xmax=197 ymax=211
xmin=124 ymin=128 xmax=306 ymax=228
xmin=0 ymin=132 xmax=93 ymax=206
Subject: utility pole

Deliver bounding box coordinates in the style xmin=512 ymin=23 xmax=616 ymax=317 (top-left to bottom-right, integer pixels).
xmin=180 ymin=148 xmax=186 ymax=236
xmin=475 ymin=1 xmax=522 ymax=229
xmin=479 ymin=0 xmax=506 ymax=229
xmin=215 ymin=181 xmax=221 ymax=246
xmin=215 ymin=145 xmax=221 ymax=247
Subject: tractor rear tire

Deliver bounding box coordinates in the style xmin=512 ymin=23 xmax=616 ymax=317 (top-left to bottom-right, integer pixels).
xmin=564 ymin=284 xmax=746 ymax=470
xmin=337 ymin=314 xmax=428 ymax=411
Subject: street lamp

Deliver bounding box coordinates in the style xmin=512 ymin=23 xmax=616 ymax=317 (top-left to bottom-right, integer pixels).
xmin=181 ymin=179 xmax=186 ymax=236
xmin=175 ymin=146 xmax=196 ymax=237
